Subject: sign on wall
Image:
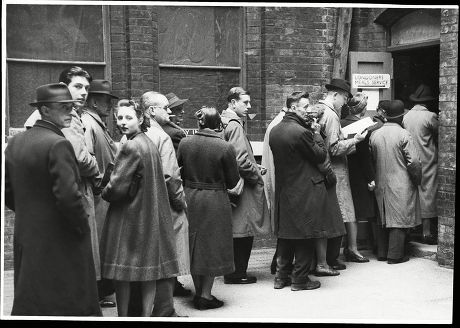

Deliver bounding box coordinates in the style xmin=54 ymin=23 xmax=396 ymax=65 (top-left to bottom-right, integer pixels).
xmin=352 ymin=74 xmax=391 ymax=89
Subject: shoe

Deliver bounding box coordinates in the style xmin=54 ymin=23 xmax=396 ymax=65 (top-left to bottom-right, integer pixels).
xmin=329 ymin=261 xmax=346 ymax=271
xmin=343 ymin=248 xmax=370 ymax=263
xmin=274 ymin=277 xmax=291 ymax=289
xmin=99 ymin=299 xmax=116 ymax=308
xmin=173 ymin=281 xmax=192 ymax=297
xmin=422 ymin=235 xmax=437 ymax=245
xmin=387 ymin=256 xmax=410 ymax=264
xmin=377 ymin=256 xmax=387 ymax=261
xmin=291 ymin=280 xmax=321 ymax=291
xmin=194 ymin=296 xmax=224 ymax=310
xmin=224 ymin=276 xmax=257 ymax=284
xmin=314 ymin=265 xmax=340 ymax=277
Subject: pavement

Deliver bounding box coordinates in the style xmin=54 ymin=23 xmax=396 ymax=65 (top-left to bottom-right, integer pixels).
xmin=1 ymin=242 xmax=453 ymax=323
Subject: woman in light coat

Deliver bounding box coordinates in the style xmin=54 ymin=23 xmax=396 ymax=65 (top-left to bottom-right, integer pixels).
xmin=100 ymin=100 xmax=178 ymax=316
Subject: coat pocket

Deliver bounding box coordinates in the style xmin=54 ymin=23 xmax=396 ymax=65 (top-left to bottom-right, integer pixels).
xmin=311 ymin=176 xmax=325 ymax=185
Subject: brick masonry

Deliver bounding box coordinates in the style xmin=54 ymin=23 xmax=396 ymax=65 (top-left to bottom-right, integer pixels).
xmin=437 ymin=8 xmax=457 ymax=269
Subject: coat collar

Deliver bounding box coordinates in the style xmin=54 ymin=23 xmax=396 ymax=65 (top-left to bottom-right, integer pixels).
xmin=283 ymin=111 xmax=311 ymax=130
xmin=411 ymin=104 xmax=429 ymax=112
xmin=127 ymin=131 xmax=143 ymax=140
xmin=82 ymin=109 xmax=106 ymax=129
xmin=34 ymin=120 xmax=65 ymax=137
xmin=319 ymin=99 xmax=339 ymax=118
xmin=195 ymin=128 xmax=223 ymax=139
xmin=221 ymin=108 xmax=244 ymax=125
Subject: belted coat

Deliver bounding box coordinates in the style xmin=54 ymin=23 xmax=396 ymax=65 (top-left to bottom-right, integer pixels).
xmin=221 ymin=109 xmax=271 ymax=237
xmin=5 ymin=120 xmax=101 ymax=316
xmin=403 ymin=105 xmax=439 ymax=218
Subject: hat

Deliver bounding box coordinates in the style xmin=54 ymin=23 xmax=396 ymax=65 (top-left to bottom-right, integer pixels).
xmin=325 ymin=78 xmax=352 ymax=97
xmin=165 ymin=92 xmax=188 ymax=109
xmin=376 ymin=100 xmax=391 ymax=112
xmin=88 ymin=80 xmax=119 ymax=98
xmin=29 ymin=83 xmax=76 ymax=106
xmin=409 ymin=84 xmax=436 ymax=103
xmin=382 ymin=100 xmax=409 ymax=119
xmin=348 ymin=93 xmax=368 ymax=115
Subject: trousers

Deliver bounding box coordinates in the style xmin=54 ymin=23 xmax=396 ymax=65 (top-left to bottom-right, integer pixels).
xmin=224 ymin=236 xmax=254 ymax=279
xmin=276 ymin=238 xmax=315 ymax=284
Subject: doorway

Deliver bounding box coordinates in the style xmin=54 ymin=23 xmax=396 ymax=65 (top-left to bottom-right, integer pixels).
xmin=392 ymin=45 xmax=440 ymax=113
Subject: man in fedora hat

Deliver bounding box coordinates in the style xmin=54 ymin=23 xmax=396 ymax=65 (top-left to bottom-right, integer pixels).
xmin=403 ymin=84 xmax=439 ymax=245
xmin=81 ymin=79 xmax=120 ymax=307
xmin=163 ymin=92 xmax=188 ymax=152
xmin=316 ymin=78 xmax=369 ymax=269
xmin=5 ymin=83 xmax=101 ymax=316
xmin=370 ymin=100 xmax=422 ymax=264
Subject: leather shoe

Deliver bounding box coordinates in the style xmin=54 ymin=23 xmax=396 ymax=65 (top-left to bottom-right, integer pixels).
xmin=387 ymin=256 xmax=410 ymax=264
xmin=274 ymin=277 xmax=291 ymax=289
xmin=173 ymin=281 xmax=192 ymax=297
xmin=224 ymin=276 xmax=257 ymax=284
xmin=314 ymin=265 xmax=340 ymax=277
xmin=329 ymin=261 xmax=346 ymax=270
xmin=99 ymin=299 xmax=116 ymax=308
xmin=377 ymin=256 xmax=387 ymax=261
xmin=291 ymin=280 xmax=321 ymax=291
xmin=194 ymin=296 xmax=224 ymax=310
xmin=344 ymin=248 xmax=370 ymax=263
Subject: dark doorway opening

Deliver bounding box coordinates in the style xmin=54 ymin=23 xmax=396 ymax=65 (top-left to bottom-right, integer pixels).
xmin=392 ymin=45 xmax=440 ymax=113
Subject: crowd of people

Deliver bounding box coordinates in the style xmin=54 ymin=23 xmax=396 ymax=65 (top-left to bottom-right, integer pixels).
xmin=4 ymin=65 xmax=439 ymax=317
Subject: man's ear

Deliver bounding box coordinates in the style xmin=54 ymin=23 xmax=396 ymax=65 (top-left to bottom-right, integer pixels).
xmin=39 ymin=104 xmax=50 ymax=117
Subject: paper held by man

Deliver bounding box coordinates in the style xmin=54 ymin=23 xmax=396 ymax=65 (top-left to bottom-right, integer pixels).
xmin=342 ymin=117 xmax=377 ymax=139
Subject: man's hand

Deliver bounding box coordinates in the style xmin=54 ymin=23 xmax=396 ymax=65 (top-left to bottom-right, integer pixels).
xmin=354 ymin=129 xmax=368 ymax=143
xmin=311 ymin=118 xmax=321 ymax=134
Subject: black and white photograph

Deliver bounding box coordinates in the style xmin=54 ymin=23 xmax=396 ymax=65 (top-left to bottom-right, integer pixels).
xmin=1 ymin=0 xmax=456 ymax=323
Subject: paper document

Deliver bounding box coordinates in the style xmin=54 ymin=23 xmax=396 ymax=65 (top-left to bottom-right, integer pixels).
xmin=342 ymin=117 xmax=376 ymax=138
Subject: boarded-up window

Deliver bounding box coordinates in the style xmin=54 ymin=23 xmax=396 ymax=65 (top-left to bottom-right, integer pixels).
xmin=391 ymin=10 xmax=441 ymax=47
xmin=158 ymin=6 xmax=242 ymax=129
xmin=6 ymin=5 xmax=107 ymax=130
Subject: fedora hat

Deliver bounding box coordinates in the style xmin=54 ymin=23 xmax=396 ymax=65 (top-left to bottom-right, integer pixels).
xmin=325 ymin=78 xmax=352 ymax=97
xmin=382 ymin=100 xmax=409 ymax=119
xmin=409 ymin=84 xmax=436 ymax=103
xmin=88 ymin=80 xmax=119 ymax=98
xmin=166 ymin=92 xmax=188 ymax=109
xmin=29 ymin=83 xmax=76 ymax=107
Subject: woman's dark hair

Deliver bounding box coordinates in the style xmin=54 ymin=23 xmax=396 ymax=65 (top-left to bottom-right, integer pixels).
xmin=195 ymin=106 xmax=222 ymax=130
xmin=117 ymin=99 xmax=150 ymax=132
xmin=58 ymin=66 xmax=93 ymax=85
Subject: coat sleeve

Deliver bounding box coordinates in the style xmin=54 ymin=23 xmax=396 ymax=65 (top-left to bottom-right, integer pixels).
xmin=102 ymin=140 xmax=141 ymax=202
xmin=49 ymin=139 xmax=90 ymax=236
xmin=62 ymin=117 xmax=100 ymax=178
xmin=323 ymin=113 xmax=357 ymax=157
xmin=298 ymin=130 xmax=327 ymax=164
xmin=161 ymin=137 xmax=186 ymax=211
xmin=401 ymin=131 xmax=422 ymax=186
xmin=224 ymin=121 xmax=260 ymax=186
xmin=4 ymin=145 xmax=15 ymax=211
xmin=222 ymin=144 xmax=241 ymax=190
xmin=428 ymin=113 xmax=439 ymax=147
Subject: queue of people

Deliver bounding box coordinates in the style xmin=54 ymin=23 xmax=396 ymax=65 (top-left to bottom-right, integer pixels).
xmin=4 ymin=66 xmax=438 ymax=316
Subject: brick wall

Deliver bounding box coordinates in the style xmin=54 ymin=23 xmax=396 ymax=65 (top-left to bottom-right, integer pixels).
xmin=349 ymin=8 xmax=387 ymax=53
xmin=437 ymin=8 xmax=457 ymax=269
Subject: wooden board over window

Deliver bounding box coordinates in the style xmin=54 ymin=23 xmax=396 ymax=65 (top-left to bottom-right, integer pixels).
xmin=390 ymin=9 xmax=440 ymax=47
xmin=158 ymin=6 xmax=241 ymax=67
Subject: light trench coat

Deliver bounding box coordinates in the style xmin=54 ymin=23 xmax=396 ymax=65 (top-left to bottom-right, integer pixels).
xmin=261 ymin=109 xmax=286 ymax=232
xmin=221 ymin=108 xmax=271 ymax=237
xmin=403 ymin=105 xmax=439 ymax=218
xmin=143 ymin=120 xmax=190 ymax=276
xmin=317 ymin=100 xmax=357 ymax=223
xmin=370 ymin=122 xmax=422 ymax=228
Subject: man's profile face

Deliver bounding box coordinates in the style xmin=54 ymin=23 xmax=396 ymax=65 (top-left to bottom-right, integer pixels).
xmin=43 ymin=102 xmax=73 ymax=129
xmin=232 ymin=94 xmax=251 ymax=118
xmin=170 ymin=105 xmax=184 ymax=126
xmin=67 ymin=76 xmax=90 ymax=108
xmin=333 ymin=91 xmax=349 ymax=110
xmin=95 ymin=94 xmax=113 ymax=118
xmin=152 ymin=100 xmax=172 ymax=125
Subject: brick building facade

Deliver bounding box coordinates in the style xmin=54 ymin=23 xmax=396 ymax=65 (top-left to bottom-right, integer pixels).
xmin=3 ymin=5 xmax=457 ymax=269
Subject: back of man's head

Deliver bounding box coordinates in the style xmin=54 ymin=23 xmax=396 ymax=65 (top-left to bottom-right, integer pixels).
xmin=286 ymin=91 xmax=309 ymax=109
xmin=59 ymin=66 xmax=92 ymax=85
xmin=140 ymin=91 xmax=168 ymax=110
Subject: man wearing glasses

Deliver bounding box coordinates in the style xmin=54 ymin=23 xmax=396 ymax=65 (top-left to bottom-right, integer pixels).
xmin=317 ymin=78 xmax=368 ymax=269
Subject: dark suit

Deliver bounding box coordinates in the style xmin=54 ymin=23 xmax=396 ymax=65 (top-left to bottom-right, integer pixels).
xmin=162 ymin=121 xmax=186 ymax=152
xmin=5 ymin=120 xmax=101 ymax=316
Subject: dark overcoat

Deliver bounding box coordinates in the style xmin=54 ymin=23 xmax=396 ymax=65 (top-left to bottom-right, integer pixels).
xmin=101 ymin=132 xmax=179 ymax=281
xmin=269 ymin=113 xmax=343 ymax=239
xmin=177 ymin=128 xmax=240 ymax=276
xmin=5 ymin=120 xmax=101 ymax=316
xmin=162 ymin=121 xmax=187 ymax=152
